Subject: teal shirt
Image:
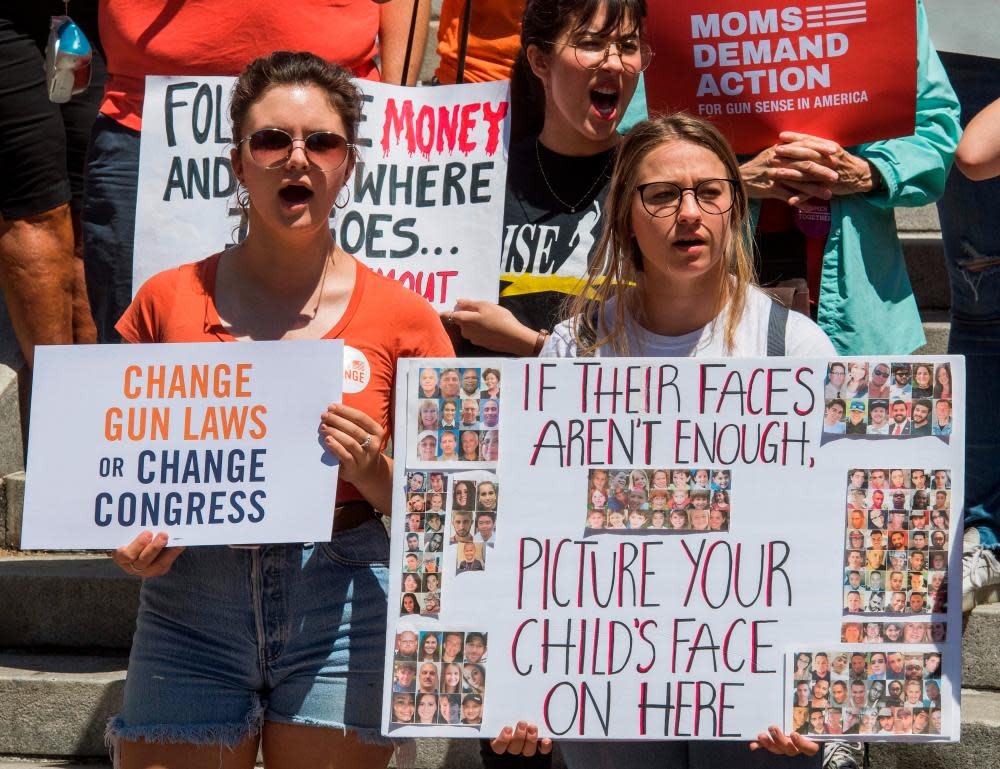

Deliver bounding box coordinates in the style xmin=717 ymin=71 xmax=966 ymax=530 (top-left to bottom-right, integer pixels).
xmin=752 ymin=0 xmax=961 ymax=355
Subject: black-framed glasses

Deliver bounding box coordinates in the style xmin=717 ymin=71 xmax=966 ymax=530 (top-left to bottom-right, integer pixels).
xmin=541 ymin=37 xmax=653 ymax=73
xmin=237 ymin=128 xmax=353 ymax=171
xmin=636 ymin=179 xmax=738 ymax=217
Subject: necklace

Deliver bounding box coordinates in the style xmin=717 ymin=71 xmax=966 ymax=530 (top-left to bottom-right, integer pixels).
xmin=535 ymin=138 xmax=613 ymax=213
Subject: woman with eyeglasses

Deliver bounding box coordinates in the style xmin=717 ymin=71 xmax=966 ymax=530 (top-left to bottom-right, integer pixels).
xmin=446 ymin=0 xmax=648 ymax=357
xmin=106 ymin=52 xmax=452 ymax=769
xmin=493 ymin=113 xmax=833 ymax=767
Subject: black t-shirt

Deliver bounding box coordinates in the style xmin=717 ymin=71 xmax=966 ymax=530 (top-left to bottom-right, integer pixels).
xmin=498 ymin=136 xmax=614 ymax=336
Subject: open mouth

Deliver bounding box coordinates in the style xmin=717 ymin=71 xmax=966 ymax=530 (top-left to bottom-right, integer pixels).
xmin=590 ymin=88 xmax=618 ymax=119
xmin=674 ymin=237 xmax=706 ymax=249
xmin=279 ymin=184 xmax=313 ymax=205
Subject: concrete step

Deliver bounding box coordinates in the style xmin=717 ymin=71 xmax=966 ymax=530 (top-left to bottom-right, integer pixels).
xmin=916 ymin=314 xmax=950 ymax=355
xmin=869 ymin=687 xmax=1000 ymax=768
xmin=963 ymin=602 xmax=1000 ymax=691
xmin=0 ymin=555 xmax=138 ymax=652
xmin=0 ymin=654 xmax=126 ymax=757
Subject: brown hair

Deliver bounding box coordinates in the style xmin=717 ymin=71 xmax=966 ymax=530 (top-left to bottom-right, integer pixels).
xmin=565 ymin=112 xmax=756 ymax=355
xmin=230 ymin=50 xmax=362 ymax=145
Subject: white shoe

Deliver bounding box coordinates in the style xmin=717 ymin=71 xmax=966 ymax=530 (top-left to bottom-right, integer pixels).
xmin=962 ymin=526 xmax=1000 ymax=612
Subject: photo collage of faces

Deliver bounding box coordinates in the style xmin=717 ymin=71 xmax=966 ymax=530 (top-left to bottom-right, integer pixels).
xmin=451 ymin=474 xmax=499 ymax=575
xmin=842 ymin=468 xmax=951 ymax=618
xmin=402 ymin=470 xmax=450 ymax=618
xmin=791 ymin=650 xmax=944 ymax=736
xmin=841 ymin=620 xmax=947 ymax=645
xmin=415 ymin=366 xmax=501 ymax=463
xmin=822 ymin=361 xmax=954 ymax=442
xmin=585 ymin=467 xmax=731 ymax=532
xmin=391 ymin=629 xmax=488 ymax=729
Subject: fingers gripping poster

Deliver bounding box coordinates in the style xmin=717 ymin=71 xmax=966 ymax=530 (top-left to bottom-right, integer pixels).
xmin=133 ymin=77 xmax=509 ymax=308
xmin=383 ymin=356 xmax=963 ymax=742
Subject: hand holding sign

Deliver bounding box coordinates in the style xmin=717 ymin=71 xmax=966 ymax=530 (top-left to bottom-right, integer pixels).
xmin=490 ymin=722 xmax=553 ymax=758
xmin=749 ymin=726 xmax=818 ymax=757
xmin=111 ymin=531 xmax=185 ymax=578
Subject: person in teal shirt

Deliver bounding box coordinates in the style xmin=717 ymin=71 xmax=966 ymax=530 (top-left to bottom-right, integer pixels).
xmin=738 ymin=0 xmax=960 ymax=354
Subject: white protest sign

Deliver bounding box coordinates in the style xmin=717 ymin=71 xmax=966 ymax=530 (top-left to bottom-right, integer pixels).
xmin=383 ymin=357 xmax=962 ymax=742
xmin=21 ymin=341 xmax=343 ymax=549
xmin=133 ymin=77 xmax=508 ymax=309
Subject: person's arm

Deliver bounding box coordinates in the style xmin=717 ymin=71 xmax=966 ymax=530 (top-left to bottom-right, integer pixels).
xmin=447 ymin=299 xmax=545 ymax=356
xmin=379 ymin=0 xmax=431 ymax=85
xmin=956 ymin=96 xmax=1000 ymax=181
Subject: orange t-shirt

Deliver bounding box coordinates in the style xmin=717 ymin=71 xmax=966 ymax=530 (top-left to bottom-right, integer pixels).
xmin=99 ymin=0 xmax=382 ymax=131
xmin=434 ymin=0 xmax=523 ymax=84
xmin=116 ymin=253 xmax=454 ymax=504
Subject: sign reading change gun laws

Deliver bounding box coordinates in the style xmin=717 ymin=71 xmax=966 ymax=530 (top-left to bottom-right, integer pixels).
xmin=21 ymin=341 xmax=343 ymax=549
xmin=133 ymin=77 xmax=509 ymax=309
xmin=643 ymin=0 xmax=917 ymax=153
xmin=383 ymin=356 xmax=962 ymax=742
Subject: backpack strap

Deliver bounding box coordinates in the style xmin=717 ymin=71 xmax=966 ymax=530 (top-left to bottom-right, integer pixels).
xmin=455 ymin=0 xmax=474 ymax=84
xmin=766 ymin=300 xmax=788 ymax=357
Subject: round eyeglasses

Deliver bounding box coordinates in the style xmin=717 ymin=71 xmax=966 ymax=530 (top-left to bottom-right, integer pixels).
xmin=542 ymin=37 xmax=653 ymax=74
xmin=237 ymin=128 xmax=353 ymax=171
xmin=636 ymin=179 xmax=738 ymax=217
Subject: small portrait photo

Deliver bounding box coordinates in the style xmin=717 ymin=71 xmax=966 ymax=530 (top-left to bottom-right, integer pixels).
xmin=910 ymin=399 xmax=933 ymax=437
xmin=461 ymin=693 xmax=483 ymax=726
xmin=464 ymin=631 xmax=488 ymax=663
xmin=440 ymin=661 xmax=464 ymax=694
xmin=391 ymin=692 xmax=415 ymax=724
xmin=887 ymin=590 xmax=909 ymax=614
xmin=911 ymin=707 xmax=930 ymax=735
xmin=868 ymin=362 xmax=892 ymax=399
xmin=417 ymin=367 xmax=441 ymax=400
xmin=911 ymin=489 xmax=931 ymax=512
xmin=452 ymin=479 xmax=476 ymax=512
xmin=887 ymin=529 xmax=908 ymax=551
xmin=423 ymin=572 xmax=442 ymax=593
xmin=882 ymin=622 xmax=904 ymax=644
xmin=450 ymin=509 xmax=474 ymax=544
xmin=479 ymin=429 xmax=499 ymax=462
xmin=424 ymin=531 xmax=444 ymax=553
xmin=890 ymin=363 xmax=912 ymax=399
xmin=456 ymin=541 xmax=485 ymax=573
xmin=416 ymin=661 xmax=440 ymax=694
xmin=711 ymin=469 xmax=731 ymax=490
xmin=403 ymin=552 xmax=421 ymax=574
xmin=793 ymin=652 xmax=813 ymax=681
xmin=404 ymin=511 xmax=424 ymax=534
xmin=425 ymin=492 xmax=447 ymax=515
xmin=931 ymin=469 xmax=951 ymax=490
xmin=440 ymin=399 xmax=459 ymax=429
xmin=417 ymin=398 xmax=441 ymax=433
xmin=902 ymin=621 xmax=929 ymax=644
xmin=867 ymin=488 xmax=887 ymax=511
xmin=911 ymin=363 xmax=934 ymax=398
xmin=629 ymin=469 xmax=650 ymax=492
xmin=867 ymin=400 xmax=891 ymax=435
xmin=931 ymin=552 xmax=950 ymax=575
xmin=926 ymin=569 xmax=946 ymax=594
xmin=586 ymin=509 xmax=607 ymax=529
xmin=865 ymin=569 xmax=884 ymax=593
xmin=404 ymin=532 xmax=422 ymax=553
xmin=906 ymin=591 xmax=929 ymax=614
xmin=474 ymin=510 xmax=497 ymax=546
xmin=792 ymin=706 xmax=809 ymax=734
xmin=811 ymin=652 xmax=831 ymax=681
xmin=823 ymin=398 xmax=847 ymax=434
xmin=868 ymin=509 xmax=887 ymax=530
xmin=932 ymin=398 xmax=953 ymax=436
xmin=395 ymin=629 xmax=419 ymax=660
xmin=848 ymin=468 xmax=868 ymax=490
xmin=844 ymin=588 xmax=865 ymax=614
xmin=868 ymin=468 xmax=889 ymax=490
xmin=709 ymin=506 xmax=729 ymax=532
xmin=459 ymin=429 xmax=481 ymax=461
xmin=844 ymin=362 xmax=869 ymax=399
xmin=437 ymin=692 xmax=461 ymax=724
xmin=416 ymin=431 xmax=438 ymax=462
xmin=825 ymin=362 xmax=847 ymax=399
xmin=480 ymin=367 xmax=501 ymax=399
xmin=806 ymin=707 xmax=827 ymax=735
xmin=908 ymin=571 xmax=927 ymax=592
xmin=606 ymin=509 xmax=627 ymax=529
xmin=908 ymin=550 xmax=927 ymax=572
xmin=846 ymin=400 xmax=868 ymax=434
xmin=463 ymin=662 xmax=485 ymax=695
xmin=438 ymin=429 xmax=459 ymax=461
xmin=909 ymin=468 xmax=929 ymax=490
xmin=888 ymin=400 xmax=911 ymax=436
xmin=460 ymin=368 xmax=481 ymax=399
xmin=459 ymin=399 xmax=481 ymax=431
xmin=440 ymin=632 xmax=465 ymax=664
xmin=888 ymin=488 xmax=911 ymax=511
xmin=867 ymin=529 xmax=886 ymax=551
xmin=903 ymin=653 xmax=926 ymax=681
xmin=824 ymin=706 xmax=845 ymax=735
xmin=865 ymin=591 xmax=885 ymax=613
xmin=406 ymin=471 xmax=427 ymax=493
xmin=928 ymin=591 xmax=947 ymax=613
xmin=670 ymin=468 xmax=692 ymax=491
xmin=480 ymin=398 xmax=499 ymax=430
xmin=909 ymin=529 xmax=929 ymax=551
xmin=841 ymin=622 xmax=863 ymax=643
xmin=688 ymin=507 xmax=711 ymax=532
xmin=476 ymin=480 xmax=499 ymax=512
xmin=421 ymin=591 xmax=441 ymax=616
xmin=414 ymin=692 xmax=440 ymax=725
xmin=887 ymin=549 xmax=908 ymax=572
xmin=400 ymin=592 xmax=421 ymax=616
xmin=402 ymin=572 xmax=422 ymax=594
xmin=422 ymin=552 xmax=439 ymax=573
xmin=845 ymin=549 xmax=865 ymax=571
xmin=885 ymin=569 xmax=906 ymax=594
xmin=901 ymin=679 xmax=925 ymax=709
xmin=931 ymin=489 xmax=950 ymax=514
xmin=691 ymin=468 xmax=712 ymax=490
xmin=393 ymin=660 xmax=417 ymax=692
xmin=649 ymin=468 xmax=670 ymax=490
xmin=909 ymin=510 xmax=929 ymax=530
xmin=924 ymin=652 xmax=942 ymax=679
xmin=418 ymin=631 xmax=442 ymax=661
xmin=438 ymin=368 xmax=461 ymax=400
xmin=648 ymin=488 xmax=670 ymax=514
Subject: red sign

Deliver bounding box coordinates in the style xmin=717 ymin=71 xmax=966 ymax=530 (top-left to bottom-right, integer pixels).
xmin=644 ymin=1 xmax=917 ymax=153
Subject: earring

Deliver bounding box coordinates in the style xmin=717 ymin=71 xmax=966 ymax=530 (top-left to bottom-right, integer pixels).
xmin=236 ymin=184 xmax=250 ymax=213
xmin=335 ymin=186 xmax=351 ymax=209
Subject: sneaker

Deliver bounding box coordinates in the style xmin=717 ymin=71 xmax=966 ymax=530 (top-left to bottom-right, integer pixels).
xmin=823 ymin=741 xmax=862 ymax=769
xmin=962 ymin=527 xmax=1000 ymax=612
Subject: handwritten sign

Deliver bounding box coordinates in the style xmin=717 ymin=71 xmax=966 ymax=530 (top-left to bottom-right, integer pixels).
xmin=133 ymin=77 xmax=509 ymax=308
xmin=382 ymin=356 xmax=962 ymax=742
xmin=643 ymin=0 xmax=917 ymax=152
xmin=21 ymin=341 xmax=343 ymax=549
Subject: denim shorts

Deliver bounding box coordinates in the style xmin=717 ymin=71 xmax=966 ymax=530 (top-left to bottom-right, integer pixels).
xmin=107 ymin=517 xmax=392 ymax=747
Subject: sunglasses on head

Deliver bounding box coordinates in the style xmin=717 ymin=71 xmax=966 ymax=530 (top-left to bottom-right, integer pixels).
xmin=238 ymin=128 xmax=353 ymax=171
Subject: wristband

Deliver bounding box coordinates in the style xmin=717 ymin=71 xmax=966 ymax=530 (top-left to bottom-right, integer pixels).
xmin=532 ymin=329 xmax=550 ymax=356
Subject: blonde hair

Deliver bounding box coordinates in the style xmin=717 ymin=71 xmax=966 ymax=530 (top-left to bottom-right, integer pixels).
xmin=565 ymin=112 xmax=756 ymax=356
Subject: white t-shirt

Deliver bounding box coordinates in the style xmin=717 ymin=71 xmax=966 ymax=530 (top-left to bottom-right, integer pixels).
xmin=541 ymin=286 xmax=835 ymax=359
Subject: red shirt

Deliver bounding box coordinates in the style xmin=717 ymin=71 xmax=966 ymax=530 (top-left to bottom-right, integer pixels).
xmin=99 ymin=0 xmax=382 ymax=131
xmin=117 ymin=253 xmax=454 ymax=503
